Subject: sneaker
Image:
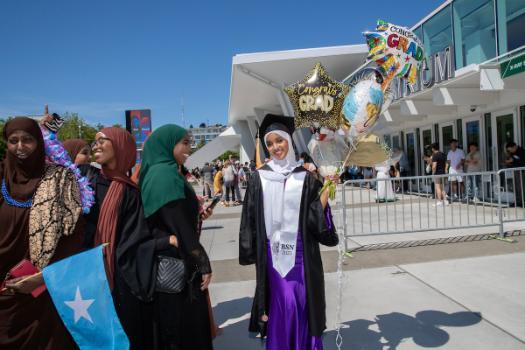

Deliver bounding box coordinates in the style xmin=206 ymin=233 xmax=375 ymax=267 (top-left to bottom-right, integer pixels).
xmin=444 ymin=200 xmax=450 ymax=206
xmin=472 ymin=197 xmax=480 ymax=203
xmin=434 ymin=201 xmax=443 ymax=207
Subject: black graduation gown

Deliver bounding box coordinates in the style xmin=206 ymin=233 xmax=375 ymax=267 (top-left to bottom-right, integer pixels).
xmin=239 ymin=165 xmax=338 ymax=338
xmin=146 ymin=185 xmax=213 ymax=350
xmin=83 ymin=168 xmax=158 ymax=350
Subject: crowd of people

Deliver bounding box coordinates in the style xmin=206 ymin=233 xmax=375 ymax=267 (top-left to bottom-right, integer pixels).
xmin=0 ymin=113 xmax=336 ymax=350
xmin=339 ymin=139 xmax=525 ymax=207
xmin=191 ymin=159 xmax=256 ymax=206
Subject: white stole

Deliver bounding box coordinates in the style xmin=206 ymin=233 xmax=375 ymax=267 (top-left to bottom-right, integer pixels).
xmin=259 ymin=169 xmax=306 ymax=278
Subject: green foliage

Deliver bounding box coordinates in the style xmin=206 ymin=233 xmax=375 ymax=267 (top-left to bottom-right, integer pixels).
xmin=216 ymin=150 xmax=239 ymax=161
xmin=57 ymin=112 xmax=99 ymax=144
xmin=190 ymin=139 xmax=207 ymax=155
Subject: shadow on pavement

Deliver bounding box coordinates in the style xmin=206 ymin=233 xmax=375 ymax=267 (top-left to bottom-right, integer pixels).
xmin=213 ymin=297 xmax=481 ymax=350
xmin=323 ymin=310 xmax=482 ymax=349
xmin=201 ymin=225 xmax=224 ymax=230
xmin=213 ymin=297 xmax=264 ymax=350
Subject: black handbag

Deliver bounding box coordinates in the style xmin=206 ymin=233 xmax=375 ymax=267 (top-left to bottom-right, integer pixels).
xmin=156 ymin=255 xmax=186 ymax=293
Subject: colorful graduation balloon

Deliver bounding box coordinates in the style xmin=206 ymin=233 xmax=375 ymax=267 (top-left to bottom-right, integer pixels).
xmin=364 ymin=19 xmax=424 ymax=85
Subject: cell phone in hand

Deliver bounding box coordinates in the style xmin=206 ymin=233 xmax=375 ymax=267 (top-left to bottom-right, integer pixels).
xmin=206 ymin=196 xmax=222 ymax=210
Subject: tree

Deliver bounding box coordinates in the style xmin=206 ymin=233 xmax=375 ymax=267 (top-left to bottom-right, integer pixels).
xmin=189 ymin=124 xmax=194 ymax=129
xmin=199 ymin=122 xmax=206 ymax=128
xmin=216 ymin=150 xmax=239 ymax=161
xmin=190 ymin=139 xmax=206 ymax=155
xmin=57 ymin=112 xmax=99 ymax=144
xmin=112 ymin=123 xmax=123 ymax=128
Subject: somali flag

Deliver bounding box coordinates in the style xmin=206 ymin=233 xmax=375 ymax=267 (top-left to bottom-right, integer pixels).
xmin=43 ymin=245 xmax=130 ymax=350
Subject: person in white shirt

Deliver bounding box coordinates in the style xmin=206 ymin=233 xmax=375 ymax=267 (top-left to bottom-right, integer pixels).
xmin=446 ymin=139 xmax=465 ymax=201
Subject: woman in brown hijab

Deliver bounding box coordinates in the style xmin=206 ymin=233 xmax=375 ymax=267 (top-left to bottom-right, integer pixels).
xmin=63 ymin=138 xmax=91 ymax=165
xmin=85 ymin=127 xmax=159 ymax=349
xmin=0 ymin=117 xmax=84 ymax=350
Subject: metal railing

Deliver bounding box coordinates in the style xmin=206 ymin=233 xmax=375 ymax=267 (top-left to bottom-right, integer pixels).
xmin=340 ymin=167 xmax=525 ymax=251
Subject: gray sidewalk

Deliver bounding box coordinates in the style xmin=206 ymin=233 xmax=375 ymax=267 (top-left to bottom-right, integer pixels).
xmin=210 ymin=253 xmax=525 ymax=349
xmin=196 ymin=184 xmax=525 ymax=349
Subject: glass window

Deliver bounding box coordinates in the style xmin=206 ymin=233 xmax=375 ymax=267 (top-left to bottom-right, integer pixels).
xmin=405 ymin=132 xmax=417 ymax=176
xmin=383 ymin=134 xmax=392 ymax=148
xmin=465 ymin=120 xmax=481 ymax=149
xmin=484 ymin=113 xmax=494 ymax=170
xmin=496 ymin=114 xmax=514 ymax=168
xmin=422 ymin=129 xmax=433 ymax=157
xmin=497 ymin=0 xmax=525 ymax=54
xmin=453 ymin=0 xmax=497 ymax=68
xmin=422 ymin=5 xmax=453 ymax=56
xmin=442 ymin=125 xmax=454 ymax=154
xmin=392 ymin=135 xmax=401 ymax=150
xmin=521 ymin=105 xmax=525 ymax=146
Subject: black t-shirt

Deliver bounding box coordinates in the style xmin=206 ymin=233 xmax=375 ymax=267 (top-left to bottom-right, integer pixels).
xmin=432 ymin=152 xmax=447 ymax=175
xmin=509 ymin=146 xmax=525 ymax=168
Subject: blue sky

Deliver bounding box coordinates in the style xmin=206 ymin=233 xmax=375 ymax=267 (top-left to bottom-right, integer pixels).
xmin=0 ymin=0 xmax=443 ymax=128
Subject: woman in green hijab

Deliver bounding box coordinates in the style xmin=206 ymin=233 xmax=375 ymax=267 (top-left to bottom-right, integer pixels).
xmin=140 ymin=124 xmax=213 ymax=350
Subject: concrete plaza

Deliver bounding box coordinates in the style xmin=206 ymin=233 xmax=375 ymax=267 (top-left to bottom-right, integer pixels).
xmin=198 ymin=186 xmax=525 ymax=349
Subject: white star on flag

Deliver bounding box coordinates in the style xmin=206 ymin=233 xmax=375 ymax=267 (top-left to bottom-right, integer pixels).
xmin=64 ymin=286 xmax=95 ymax=324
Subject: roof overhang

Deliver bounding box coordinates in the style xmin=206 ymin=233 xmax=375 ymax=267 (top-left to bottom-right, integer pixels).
xmin=377 ymin=58 xmax=525 ymax=131
xmin=228 ymin=44 xmax=368 ymax=125
xmin=185 ymin=126 xmax=241 ymax=169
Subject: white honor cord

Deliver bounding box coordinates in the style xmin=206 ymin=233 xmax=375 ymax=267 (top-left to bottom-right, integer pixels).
xmin=335 ymin=187 xmax=345 ymax=350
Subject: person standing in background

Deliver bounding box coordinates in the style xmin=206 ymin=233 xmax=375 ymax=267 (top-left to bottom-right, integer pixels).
xmin=214 ymin=165 xmax=224 ymax=206
xmin=222 ymin=160 xmax=235 ymax=206
xmin=63 ymin=139 xmax=92 ymax=166
xmin=505 ymin=141 xmax=525 ymax=207
xmin=201 ymin=162 xmax=215 ymax=199
xmin=465 ymin=143 xmax=483 ymax=202
xmin=446 ymin=139 xmax=465 ymax=201
xmin=233 ymin=161 xmax=242 ymax=205
xmin=432 ymin=142 xmax=448 ymax=206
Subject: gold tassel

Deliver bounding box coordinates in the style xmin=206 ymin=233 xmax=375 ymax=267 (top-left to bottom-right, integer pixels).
xmin=255 ymin=130 xmax=263 ymax=168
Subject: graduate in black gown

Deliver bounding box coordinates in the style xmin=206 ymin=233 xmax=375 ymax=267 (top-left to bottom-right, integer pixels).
xmin=139 ymin=124 xmax=213 ymax=350
xmin=239 ymin=115 xmax=338 ymax=349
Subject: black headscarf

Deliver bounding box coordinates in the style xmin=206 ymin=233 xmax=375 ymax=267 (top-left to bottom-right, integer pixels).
xmin=1 ymin=117 xmax=46 ymax=200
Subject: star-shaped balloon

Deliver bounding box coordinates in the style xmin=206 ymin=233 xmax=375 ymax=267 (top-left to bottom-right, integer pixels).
xmin=285 ymin=62 xmax=349 ymax=130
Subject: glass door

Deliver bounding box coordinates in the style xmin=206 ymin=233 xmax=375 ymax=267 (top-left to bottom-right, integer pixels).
xmin=404 ymin=131 xmax=417 ymax=176
xmin=420 ymin=126 xmax=434 ymax=174
xmin=439 ymin=121 xmax=456 ymax=155
xmin=492 ymin=110 xmax=517 ymax=170
xmin=463 ymin=117 xmax=483 ymax=169
xmin=392 ymin=134 xmax=401 ymax=150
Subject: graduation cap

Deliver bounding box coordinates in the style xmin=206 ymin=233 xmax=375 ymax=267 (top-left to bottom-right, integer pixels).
xmin=256 ymin=114 xmax=297 ymax=162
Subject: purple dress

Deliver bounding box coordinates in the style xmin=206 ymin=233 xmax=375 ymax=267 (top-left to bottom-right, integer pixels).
xmin=266 ymin=232 xmax=324 ymax=350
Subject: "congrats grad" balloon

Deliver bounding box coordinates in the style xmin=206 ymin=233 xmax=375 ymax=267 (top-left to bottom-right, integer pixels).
xmin=365 ymin=19 xmax=424 ymax=86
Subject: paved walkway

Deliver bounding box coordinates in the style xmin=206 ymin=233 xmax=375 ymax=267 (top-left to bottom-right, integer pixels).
xmin=195 ymin=185 xmax=525 ymax=349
